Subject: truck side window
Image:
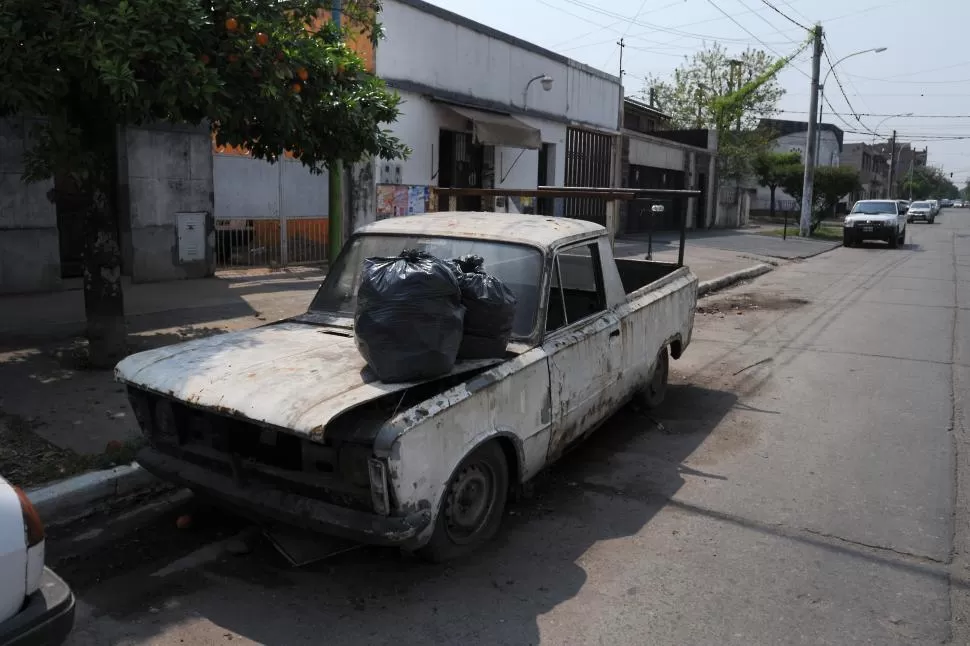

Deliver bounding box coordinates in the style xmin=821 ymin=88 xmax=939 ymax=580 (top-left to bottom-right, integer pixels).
xmin=546 ymin=243 xmax=606 ymax=332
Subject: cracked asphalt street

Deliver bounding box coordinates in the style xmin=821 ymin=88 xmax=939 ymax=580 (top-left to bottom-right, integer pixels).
xmin=51 ymin=211 xmax=969 ymax=645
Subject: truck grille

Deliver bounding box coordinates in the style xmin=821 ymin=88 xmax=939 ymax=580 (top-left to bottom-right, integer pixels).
xmin=127 ymin=387 xmax=372 ymax=512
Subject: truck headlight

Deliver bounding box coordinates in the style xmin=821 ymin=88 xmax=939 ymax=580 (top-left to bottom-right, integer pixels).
xmin=337 ymin=443 xmax=372 ymax=488
xmin=368 ymin=458 xmax=390 ymax=516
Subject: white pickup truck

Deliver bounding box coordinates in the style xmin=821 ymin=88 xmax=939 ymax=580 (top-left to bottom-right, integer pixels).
xmin=116 ymin=212 xmax=698 ymax=560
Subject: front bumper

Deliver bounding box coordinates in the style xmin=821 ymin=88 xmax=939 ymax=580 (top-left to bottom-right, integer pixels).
xmin=137 ymin=448 xmax=431 ymax=546
xmin=0 ymin=568 xmax=75 ymax=646
xmin=909 ymin=212 xmax=931 ymax=220
xmin=845 ymin=223 xmax=895 ymax=241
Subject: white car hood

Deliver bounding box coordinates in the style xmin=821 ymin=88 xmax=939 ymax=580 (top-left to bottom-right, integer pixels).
xmin=845 ymin=214 xmax=896 ymax=223
xmin=115 ymin=321 xmax=502 ymax=438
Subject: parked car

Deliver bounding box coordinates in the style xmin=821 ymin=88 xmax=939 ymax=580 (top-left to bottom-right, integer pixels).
xmin=928 ymin=199 xmax=941 ymax=215
xmin=941 ymin=198 xmax=952 ymax=208
xmin=0 ymin=475 xmax=75 ymax=646
xmin=907 ymin=200 xmax=935 ymax=223
xmin=954 ymin=200 xmax=965 ymax=208
xmin=896 ymin=200 xmax=910 ymax=216
xmin=116 ymin=212 xmax=699 ymax=561
xmin=844 ymin=199 xmax=907 ymax=247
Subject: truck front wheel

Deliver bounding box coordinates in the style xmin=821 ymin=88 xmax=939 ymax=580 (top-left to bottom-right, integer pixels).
xmin=639 ymin=346 xmax=669 ymax=409
xmin=417 ymin=442 xmax=509 ymax=562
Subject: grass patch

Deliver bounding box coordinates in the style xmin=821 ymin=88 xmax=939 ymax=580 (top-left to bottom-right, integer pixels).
xmin=758 ymin=224 xmax=844 ymax=242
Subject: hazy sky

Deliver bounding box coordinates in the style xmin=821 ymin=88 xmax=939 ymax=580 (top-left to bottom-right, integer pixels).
xmin=421 ymin=0 xmax=970 ymax=186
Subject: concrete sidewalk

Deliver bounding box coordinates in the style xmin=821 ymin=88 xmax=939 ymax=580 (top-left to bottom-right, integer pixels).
xmin=0 ymin=266 xmax=327 ymax=348
xmin=619 ymin=227 xmax=840 ymax=261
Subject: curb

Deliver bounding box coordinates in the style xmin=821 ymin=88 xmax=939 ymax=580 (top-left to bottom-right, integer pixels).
xmin=698 ymin=263 xmax=773 ymax=297
xmin=26 ymin=462 xmax=169 ymax=527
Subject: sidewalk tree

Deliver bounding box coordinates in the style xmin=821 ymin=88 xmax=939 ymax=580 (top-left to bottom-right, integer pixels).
xmin=753 ymin=151 xmax=802 ymax=220
xmin=780 ymin=164 xmax=860 ymax=233
xmin=902 ymin=166 xmax=959 ymax=200
xmin=643 ymin=43 xmax=787 ymax=182
xmin=0 ymin=0 xmax=407 ymax=368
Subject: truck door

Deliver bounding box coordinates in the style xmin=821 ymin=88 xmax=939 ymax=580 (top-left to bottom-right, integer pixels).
xmin=542 ymin=241 xmax=622 ymax=461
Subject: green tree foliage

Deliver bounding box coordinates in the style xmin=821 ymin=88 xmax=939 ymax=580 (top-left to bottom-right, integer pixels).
xmin=901 ymin=166 xmax=960 ymax=200
xmin=752 ymin=151 xmax=802 ymax=219
xmin=643 ymin=43 xmax=788 ymax=181
xmin=643 ymin=43 xmax=786 ymax=130
xmin=780 ymin=164 xmax=860 ymax=234
xmin=0 ymin=0 xmax=407 ymax=366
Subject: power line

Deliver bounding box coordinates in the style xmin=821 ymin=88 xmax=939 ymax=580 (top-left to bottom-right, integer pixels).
xmin=776 ymin=110 xmax=970 ymax=119
xmin=735 ymin=0 xmax=801 ymax=44
xmin=704 ymin=0 xmax=811 ymax=80
xmin=820 ymin=35 xmax=877 ymax=136
xmin=759 ymin=0 xmax=809 ymax=30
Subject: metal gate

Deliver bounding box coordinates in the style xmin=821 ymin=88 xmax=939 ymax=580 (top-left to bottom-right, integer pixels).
xmin=564 ymin=127 xmax=614 ymax=224
xmin=213 ymin=147 xmax=330 ymax=270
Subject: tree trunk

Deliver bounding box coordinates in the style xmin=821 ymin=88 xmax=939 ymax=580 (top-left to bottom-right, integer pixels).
xmin=769 ymin=185 xmax=776 ymax=220
xmin=82 ymin=181 xmax=127 ymax=368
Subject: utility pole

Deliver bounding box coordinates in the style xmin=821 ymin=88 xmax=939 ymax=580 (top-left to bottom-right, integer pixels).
xmin=729 ymin=59 xmax=743 ymax=131
xmin=887 ymin=130 xmax=897 ymax=199
xmin=608 ymin=37 xmax=625 ymax=249
xmin=799 ymin=24 xmax=823 ymax=237
xmin=327 ymin=0 xmax=344 ymax=263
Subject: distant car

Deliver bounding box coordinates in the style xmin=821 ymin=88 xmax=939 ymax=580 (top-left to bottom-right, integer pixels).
xmin=907 ymin=201 xmax=935 ymax=223
xmin=896 ymin=200 xmax=910 ymax=216
xmin=941 ymin=199 xmax=952 ymax=208
xmin=844 ymin=199 xmax=907 ymax=248
xmin=0 ymin=475 xmax=75 ymax=646
xmin=928 ymin=199 xmax=941 ymax=216
xmin=954 ymin=200 xmax=965 ymax=208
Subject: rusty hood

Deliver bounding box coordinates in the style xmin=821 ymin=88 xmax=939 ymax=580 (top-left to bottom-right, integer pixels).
xmin=114 ymin=321 xmax=501 ymax=438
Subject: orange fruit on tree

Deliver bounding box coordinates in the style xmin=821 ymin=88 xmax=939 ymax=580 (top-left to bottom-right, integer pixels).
xmin=255 ymin=32 xmax=269 ymax=46
xmin=225 ymin=17 xmax=239 ymax=32
xmin=297 ymin=67 xmax=309 ymax=81
xmin=291 ymin=82 xmax=302 ymax=94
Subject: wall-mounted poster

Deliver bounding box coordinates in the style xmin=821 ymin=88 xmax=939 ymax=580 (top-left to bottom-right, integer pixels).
xmin=377 ymin=184 xmax=396 ymax=219
xmin=407 ymin=186 xmax=429 ymax=214
xmin=377 ymin=184 xmax=432 ymax=219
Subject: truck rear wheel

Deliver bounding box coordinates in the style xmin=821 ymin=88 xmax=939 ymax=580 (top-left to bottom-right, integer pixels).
xmin=639 ymin=346 xmax=669 ymax=409
xmin=417 ymin=442 xmax=509 ymax=562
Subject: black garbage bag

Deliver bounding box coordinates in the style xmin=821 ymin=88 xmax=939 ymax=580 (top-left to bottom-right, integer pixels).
xmin=354 ymin=250 xmax=465 ymax=383
xmin=451 ymin=254 xmax=518 ymax=360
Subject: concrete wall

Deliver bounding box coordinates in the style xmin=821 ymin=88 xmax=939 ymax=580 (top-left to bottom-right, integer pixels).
xmin=0 ymin=118 xmax=60 ymax=294
xmin=379 ymin=0 xmax=620 ymax=130
xmin=120 ymin=124 xmax=215 ymax=283
xmin=628 ymin=137 xmax=685 ymax=171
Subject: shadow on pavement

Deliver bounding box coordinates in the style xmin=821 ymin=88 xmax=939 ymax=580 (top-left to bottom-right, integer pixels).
xmin=56 ymin=383 xmax=735 ymax=645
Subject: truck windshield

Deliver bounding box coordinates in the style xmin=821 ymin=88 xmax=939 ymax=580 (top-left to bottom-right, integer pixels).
xmin=309 ymin=234 xmax=544 ymax=338
xmin=851 ymin=201 xmax=897 ymax=215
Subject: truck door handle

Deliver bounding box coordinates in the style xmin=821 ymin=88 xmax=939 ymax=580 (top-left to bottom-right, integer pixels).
xmin=609 ymin=329 xmax=620 ymax=338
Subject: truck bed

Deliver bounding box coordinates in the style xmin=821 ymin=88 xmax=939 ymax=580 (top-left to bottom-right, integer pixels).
xmin=613 ymin=258 xmax=683 ymax=295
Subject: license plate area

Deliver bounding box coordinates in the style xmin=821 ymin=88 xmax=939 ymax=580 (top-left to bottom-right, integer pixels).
xmin=863 ymin=226 xmax=873 ymax=232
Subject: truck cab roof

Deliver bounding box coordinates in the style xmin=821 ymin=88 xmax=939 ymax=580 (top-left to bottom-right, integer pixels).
xmin=357 ymin=212 xmax=605 ymax=250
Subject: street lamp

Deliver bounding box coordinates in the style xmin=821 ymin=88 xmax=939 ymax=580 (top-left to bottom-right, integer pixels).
xmin=523 ymin=74 xmax=554 ymax=108
xmin=870 ymin=112 xmax=913 ymax=144
xmin=816 ymin=47 xmax=887 ymax=166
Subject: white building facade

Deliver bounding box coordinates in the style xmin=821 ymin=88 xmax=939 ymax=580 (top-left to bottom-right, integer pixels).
xmin=751 ymin=119 xmax=844 ymax=214
xmin=370 ymin=0 xmax=621 ymax=222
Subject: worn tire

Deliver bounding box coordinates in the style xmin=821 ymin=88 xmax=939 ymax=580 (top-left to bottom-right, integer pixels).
xmin=888 ymin=229 xmax=899 ymax=248
xmin=899 ymin=227 xmax=906 ymax=245
xmin=843 ymin=232 xmax=854 ymax=247
xmin=417 ymin=442 xmax=509 ymax=562
xmin=639 ymin=346 xmax=669 ymax=410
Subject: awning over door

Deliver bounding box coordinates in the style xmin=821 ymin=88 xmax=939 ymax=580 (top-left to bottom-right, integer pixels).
xmin=442 ymin=104 xmax=542 ymax=150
